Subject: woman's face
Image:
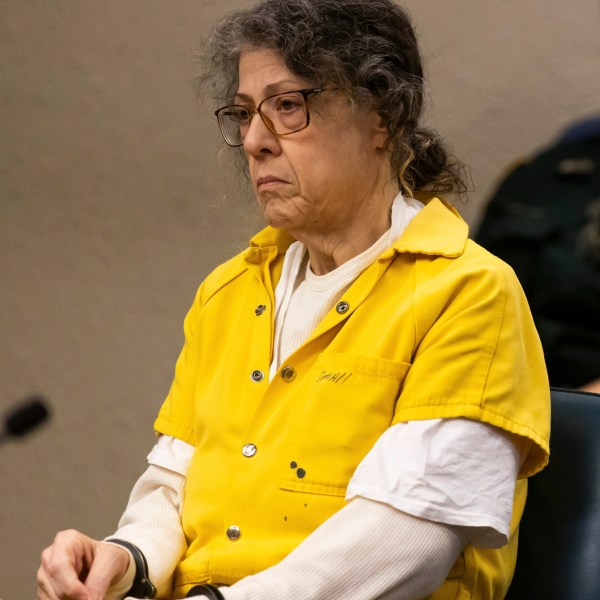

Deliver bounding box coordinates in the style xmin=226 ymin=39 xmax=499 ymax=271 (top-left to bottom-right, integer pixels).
xmin=237 ymin=49 xmax=392 ymax=241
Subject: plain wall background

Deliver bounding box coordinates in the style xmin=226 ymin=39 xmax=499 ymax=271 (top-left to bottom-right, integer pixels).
xmin=1 ymin=1 xmax=598 ymax=597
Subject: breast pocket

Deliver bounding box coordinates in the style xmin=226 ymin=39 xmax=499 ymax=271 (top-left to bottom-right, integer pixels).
xmin=279 ymin=353 xmax=411 ymax=497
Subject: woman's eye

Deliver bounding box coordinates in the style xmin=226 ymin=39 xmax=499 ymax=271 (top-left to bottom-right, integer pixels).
xmin=276 ymin=96 xmax=303 ymax=112
xmin=236 ymin=108 xmax=251 ymax=124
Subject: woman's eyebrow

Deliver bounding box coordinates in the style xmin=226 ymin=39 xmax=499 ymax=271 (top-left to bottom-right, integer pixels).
xmin=235 ymin=80 xmax=305 ymax=103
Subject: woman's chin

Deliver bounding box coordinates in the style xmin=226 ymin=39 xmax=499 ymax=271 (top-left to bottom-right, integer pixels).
xmin=264 ymin=215 xmax=296 ymax=231
xmin=260 ymin=206 xmax=300 ymax=231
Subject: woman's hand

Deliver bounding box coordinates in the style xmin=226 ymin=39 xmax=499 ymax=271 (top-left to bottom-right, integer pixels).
xmin=37 ymin=529 xmax=130 ymax=600
xmin=580 ymin=378 xmax=600 ymax=394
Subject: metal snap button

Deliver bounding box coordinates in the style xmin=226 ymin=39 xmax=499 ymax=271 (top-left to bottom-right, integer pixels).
xmin=281 ymin=366 xmax=296 ymax=382
xmin=242 ymin=443 xmax=257 ymax=457
xmin=255 ymin=304 xmax=267 ymax=316
xmin=336 ymin=301 xmax=349 ymax=314
xmin=226 ymin=526 xmax=241 ymax=541
xmin=250 ymin=370 xmax=264 ymax=382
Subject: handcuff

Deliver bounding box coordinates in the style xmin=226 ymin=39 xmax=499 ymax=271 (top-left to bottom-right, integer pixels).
xmin=186 ymin=584 xmax=226 ymax=599
xmin=104 ymin=538 xmax=157 ymax=599
xmin=104 ymin=537 xmax=223 ymax=599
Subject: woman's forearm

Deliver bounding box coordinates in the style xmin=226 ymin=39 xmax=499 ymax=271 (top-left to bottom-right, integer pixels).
xmin=222 ymin=497 xmax=468 ymax=600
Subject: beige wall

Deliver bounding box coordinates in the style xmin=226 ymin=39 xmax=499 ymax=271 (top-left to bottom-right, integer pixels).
xmin=0 ymin=1 xmax=598 ymax=597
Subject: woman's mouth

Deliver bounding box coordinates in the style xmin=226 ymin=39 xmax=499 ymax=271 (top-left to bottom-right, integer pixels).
xmin=256 ymin=176 xmax=286 ymax=190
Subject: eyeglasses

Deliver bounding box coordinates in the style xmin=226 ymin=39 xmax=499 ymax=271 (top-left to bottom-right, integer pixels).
xmin=214 ymin=88 xmax=331 ymax=147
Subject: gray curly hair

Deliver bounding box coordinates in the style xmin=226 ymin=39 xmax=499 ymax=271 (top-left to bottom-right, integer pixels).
xmin=196 ymin=0 xmax=466 ymax=197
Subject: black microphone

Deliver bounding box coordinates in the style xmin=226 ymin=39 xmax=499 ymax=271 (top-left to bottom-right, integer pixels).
xmin=0 ymin=396 xmax=51 ymax=445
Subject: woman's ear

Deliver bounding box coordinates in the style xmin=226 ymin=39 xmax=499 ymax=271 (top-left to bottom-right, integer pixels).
xmin=372 ymin=111 xmax=389 ymax=149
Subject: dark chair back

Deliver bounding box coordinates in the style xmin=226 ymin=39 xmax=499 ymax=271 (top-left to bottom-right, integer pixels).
xmin=507 ymin=387 xmax=600 ymax=599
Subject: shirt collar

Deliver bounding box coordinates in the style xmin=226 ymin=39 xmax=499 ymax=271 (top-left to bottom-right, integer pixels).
xmin=385 ymin=197 xmax=469 ymax=258
xmin=244 ymin=227 xmax=295 ymax=264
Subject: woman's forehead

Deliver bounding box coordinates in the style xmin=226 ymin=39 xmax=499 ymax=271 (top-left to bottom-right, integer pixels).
xmin=236 ymin=49 xmax=310 ymax=99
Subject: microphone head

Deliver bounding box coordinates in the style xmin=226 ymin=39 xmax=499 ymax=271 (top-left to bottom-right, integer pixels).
xmin=5 ymin=396 xmax=50 ymax=437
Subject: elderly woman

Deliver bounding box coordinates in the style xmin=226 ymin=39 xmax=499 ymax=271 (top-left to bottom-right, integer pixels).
xmin=37 ymin=1 xmax=550 ymax=599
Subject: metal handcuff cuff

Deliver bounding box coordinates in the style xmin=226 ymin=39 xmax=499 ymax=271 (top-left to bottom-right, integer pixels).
xmin=104 ymin=539 xmax=224 ymax=599
xmin=105 ymin=539 xmax=157 ymax=599
xmin=186 ymin=584 xmax=226 ymax=599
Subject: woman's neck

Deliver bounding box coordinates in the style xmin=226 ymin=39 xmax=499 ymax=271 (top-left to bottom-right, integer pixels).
xmin=299 ymin=184 xmax=399 ymax=276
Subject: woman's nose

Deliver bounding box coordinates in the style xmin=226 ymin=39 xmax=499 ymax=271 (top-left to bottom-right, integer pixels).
xmin=243 ymin=113 xmax=281 ymax=157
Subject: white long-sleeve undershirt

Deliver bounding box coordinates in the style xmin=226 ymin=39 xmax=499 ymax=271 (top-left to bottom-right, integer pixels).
xmin=106 ymin=464 xmax=187 ymax=599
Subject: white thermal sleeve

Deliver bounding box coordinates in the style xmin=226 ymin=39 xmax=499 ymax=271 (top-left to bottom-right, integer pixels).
xmin=106 ymin=464 xmax=188 ymax=599
xmin=221 ymin=497 xmax=468 ymax=600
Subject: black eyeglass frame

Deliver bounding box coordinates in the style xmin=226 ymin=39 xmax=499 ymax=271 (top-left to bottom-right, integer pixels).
xmin=214 ymin=87 xmax=331 ymax=147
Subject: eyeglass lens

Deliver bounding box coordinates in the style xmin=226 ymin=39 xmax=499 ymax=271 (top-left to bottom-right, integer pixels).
xmin=218 ymin=91 xmax=309 ymax=146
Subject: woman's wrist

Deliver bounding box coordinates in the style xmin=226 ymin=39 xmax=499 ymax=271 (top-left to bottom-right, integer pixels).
xmin=104 ymin=538 xmax=157 ymax=599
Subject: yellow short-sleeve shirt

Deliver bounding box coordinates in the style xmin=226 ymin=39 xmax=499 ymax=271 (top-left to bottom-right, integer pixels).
xmin=155 ymin=198 xmax=550 ymax=598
